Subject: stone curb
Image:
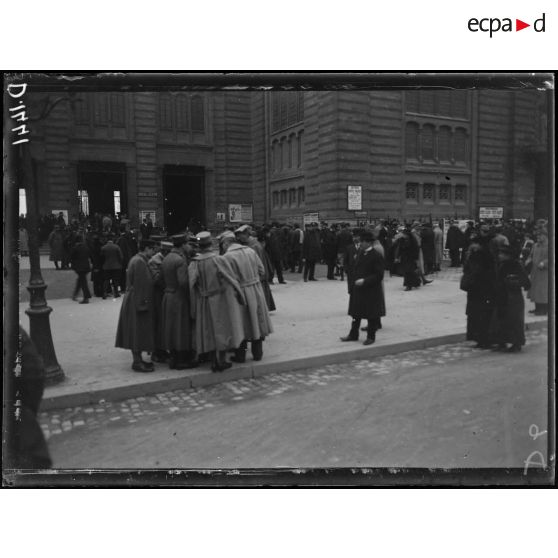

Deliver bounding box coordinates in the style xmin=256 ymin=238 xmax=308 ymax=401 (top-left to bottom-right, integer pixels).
xmin=39 ymin=320 xmax=548 ymax=411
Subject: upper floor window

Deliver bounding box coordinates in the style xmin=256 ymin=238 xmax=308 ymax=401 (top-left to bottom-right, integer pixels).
xmin=191 ymin=96 xmax=205 ymax=131
xmin=406 ymin=90 xmax=470 ymax=119
xmin=271 ymin=92 xmax=304 ymax=132
xmin=76 ymin=93 xmax=126 ymax=127
xmin=159 ymin=93 xmax=205 ymax=132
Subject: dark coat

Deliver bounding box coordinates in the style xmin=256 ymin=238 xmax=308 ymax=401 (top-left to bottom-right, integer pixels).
xmin=491 ymin=259 xmax=531 ymax=346
xmin=344 ymin=242 xmax=360 ymax=294
xmin=247 ymin=238 xmax=276 ymax=312
xmin=116 ymin=233 xmax=137 ymax=267
xmin=70 ymin=243 xmax=92 ymax=273
xmin=266 ymin=229 xmax=283 ymax=262
xmin=302 ymin=229 xmax=322 ymax=261
xmin=420 ymin=227 xmax=435 ymax=264
xmin=289 ymin=228 xmax=303 ymax=255
xmin=115 ymin=253 xmax=155 ymax=352
xmin=446 ymin=225 xmax=464 ymax=250
xmin=336 ymin=228 xmax=353 ymax=255
xmin=101 ymin=242 xmax=123 ymax=270
xmin=149 ymin=251 xmax=166 ymax=350
xmin=460 ymin=248 xmax=495 ymax=344
xmin=161 ymin=249 xmax=192 ymax=352
xmin=321 ymin=229 xmax=338 ymax=261
xmin=348 ymin=248 xmax=386 ymax=320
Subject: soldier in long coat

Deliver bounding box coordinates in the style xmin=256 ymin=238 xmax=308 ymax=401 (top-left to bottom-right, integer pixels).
xmin=161 ymin=235 xmax=197 ymax=370
xmin=149 ymin=237 xmax=172 ymax=363
xmin=446 ymin=220 xmax=464 ymax=267
xmin=188 ymin=232 xmax=245 ymax=372
xmin=115 ymin=239 xmax=156 ymax=372
xmin=433 ymin=222 xmax=444 ymax=271
xmin=340 ymin=230 xmax=386 ymax=345
xmin=302 ymin=223 xmax=322 ymax=281
xmin=219 ymin=231 xmax=273 ymax=363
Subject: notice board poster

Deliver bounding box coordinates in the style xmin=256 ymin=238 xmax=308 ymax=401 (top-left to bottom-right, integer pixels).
xmin=347 ymin=185 xmax=362 ymax=211
xmin=229 ymin=204 xmax=253 ymax=223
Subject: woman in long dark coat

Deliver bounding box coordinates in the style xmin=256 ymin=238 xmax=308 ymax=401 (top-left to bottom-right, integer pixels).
xmin=115 ymin=240 xmax=156 ymax=372
xmin=460 ymin=242 xmax=495 ymax=348
xmin=491 ymin=246 xmax=531 ymax=352
xmin=396 ymin=229 xmax=421 ymax=290
xmin=340 ymin=231 xmax=385 ymax=345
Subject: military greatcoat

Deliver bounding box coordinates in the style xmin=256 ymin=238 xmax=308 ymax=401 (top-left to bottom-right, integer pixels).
xmin=348 ymin=247 xmax=386 ymax=320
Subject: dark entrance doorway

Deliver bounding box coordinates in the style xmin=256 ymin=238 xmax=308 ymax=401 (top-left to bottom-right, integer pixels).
xmin=78 ymin=162 xmax=127 ymax=218
xmin=163 ymin=166 xmax=205 ymax=235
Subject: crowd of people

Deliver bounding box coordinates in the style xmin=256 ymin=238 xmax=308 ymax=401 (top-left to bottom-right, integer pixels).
xmin=20 ymin=210 xmax=548 ymax=370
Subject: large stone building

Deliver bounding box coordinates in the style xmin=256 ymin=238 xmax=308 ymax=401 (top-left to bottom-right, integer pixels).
xmin=25 ymin=89 xmax=550 ymax=233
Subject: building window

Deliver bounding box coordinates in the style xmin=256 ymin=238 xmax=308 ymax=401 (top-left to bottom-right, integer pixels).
xmin=297 ymin=187 xmax=305 ymax=206
xmin=454 ymin=128 xmax=468 ymax=163
xmin=438 ymin=126 xmax=452 ymax=163
xmin=405 ymin=122 xmax=420 ymax=161
xmin=176 ymin=95 xmax=190 ymax=130
xmin=191 ymin=96 xmax=205 ymax=131
xmin=455 ymin=185 xmax=467 ymax=203
xmin=406 ymin=91 xmax=420 ymax=113
xmin=289 ymin=188 xmax=296 ymax=207
xmin=406 ymin=182 xmax=418 ymax=202
xmin=272 ymin=191 xmax=279 ymax=208
xmin=110 ymin=93 xmax=126 ymax=127
xmin=280 ymin=190 xmax=287 ymax=207
xmin=74 ymin=95 xmax=90 ymax=124
xmin=423 ymin=183 xmax=434 ymax=203
xmin=77 ymin=190 xmax=89 ymax=216
xmin=93 ymin=93 xmax=110 ymax=125
xmin=19 ymin=188 xmax=27 ymax=216
xmin=297 ymin=131 xmax=303 ymax=168
xmin=272 ymin=92 xmax=304 ymax=132
xmin=439 ymin=185 xmax=450 ymax=203
xmin=288 ymin=135 xmax=295 ymax=168
xmin=421 ymin=125 xmax=435 ymax=161
xmin=159 ymin=95 xmax=173 ymax=129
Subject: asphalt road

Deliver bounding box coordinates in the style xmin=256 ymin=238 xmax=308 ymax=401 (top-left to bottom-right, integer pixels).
xmin=42 ymin=328 xmax=549 ymax=470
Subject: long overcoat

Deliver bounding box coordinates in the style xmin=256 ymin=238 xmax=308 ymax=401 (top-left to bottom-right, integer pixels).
xmin=188 ymin=251 xmax=245 ymax=354
xmin=348 ymin=248 xmax=386 ymax=320
xmin=491 ymin=259 xmax=531 ymax=346
xmin=247 ymin=237 xmax=276 ymax=311
xmin=446 ymin=225 xmax=464 ymax=250
xmin=433 ymin=226 xmax=444 ymax=265
xmin=222 ymin=243 xmax=273 ymax=341
xmin=528 ymin=241 xmax=548 ymax=304
xmin=302 ymin=228 xmax=322 ymax=261
xmin=48 ymin=230 xmax=65 ymax=261
xmin=460 ymin=248 xmax=495 ymax=344
xmin=161 ymin=249 xmax=193 ymax=352
xmin=344 ymin=242 xmax=360 ymax=293
xmin=115 ymin=253 xmax=155 ymax=352
xmin=149 ymin=251 xmax=166 ymax=350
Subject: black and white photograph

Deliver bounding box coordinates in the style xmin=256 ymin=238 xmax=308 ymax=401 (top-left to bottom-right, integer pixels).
xmin=3 ymin=72 xmax=554 ymax=486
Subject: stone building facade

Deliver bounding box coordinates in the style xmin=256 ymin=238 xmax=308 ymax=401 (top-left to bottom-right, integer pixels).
xmin=25 ymin=89 xmax=550 ymax=232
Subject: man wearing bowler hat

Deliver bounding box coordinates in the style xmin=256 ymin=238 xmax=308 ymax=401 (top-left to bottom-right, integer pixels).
xmin=340 ymin=230 xmax=386 ymax=345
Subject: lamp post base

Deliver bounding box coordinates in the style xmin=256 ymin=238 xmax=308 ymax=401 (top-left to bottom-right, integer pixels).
xmin=25 ymin=285 xmax=65 ymax=386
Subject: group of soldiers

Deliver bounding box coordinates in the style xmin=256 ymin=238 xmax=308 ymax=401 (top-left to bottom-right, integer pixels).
xmin=115 ymin=226 xmax=273 ymax=373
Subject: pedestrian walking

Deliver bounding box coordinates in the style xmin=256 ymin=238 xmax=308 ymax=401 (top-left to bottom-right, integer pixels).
xmin=160 ymin=235 xmax=197 ymax=370
xmin=47 ymin=225 xmax=65 ymax=270
xmin=266 ymin=223 xmax=286 ymax=284
xmin=340 ymin=230 xmax=386 ymax=345
xmin=101 ymin=234 xmax=123 ymax=299
xmin=188 ymin=231 xmax=246 ymax=372
xmin=219 ymin=231 xmax=273 ymax=363
xmin=302 ymin=222 xmax=322 ymax=282
xmin=490 ymin=246 xmax=531 ymax=352
xmin=69 ymin=235 xmax=93 ymax=304
xmin=116 ymin=226 xmax=138 ymax=291
xmin=115 ymin=239 xmax=157 ymax=372
xmin=527 ymin=228 xmax=548 ymax=316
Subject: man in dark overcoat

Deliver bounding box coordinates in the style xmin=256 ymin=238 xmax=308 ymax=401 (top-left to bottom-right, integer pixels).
xmin=343 ymin=228 xmax=361 ymax=294
xmin=266 ymin=223 xmax=285 ymax=284
xmin=446 ymin=220 xmax=464 ymax=267
xmin=340 ymin=230 xmax=386 ymax=345
xmin=321 ymin=223 xmax=338 ymax=280
xmin=101 ymin=234 xmax=123 ymax=298
xmin=302 ymin=223 xmax=322 ymax=282
xmin=115 ymin=239 xmax=156 ymax=372
xmin=160 ymin=235 xmax=197 ymax=369
xmin=69 ymin=235 xmax=93 ymax=304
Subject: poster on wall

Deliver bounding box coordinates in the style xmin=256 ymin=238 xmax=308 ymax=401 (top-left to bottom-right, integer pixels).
xmin=479 ymin=207 xmax=504 ymax=220
xmin=303 ymin=212 xmax=320 ymax=226
xmin=347 ymin=185 xmax=362 ymax=211
xmin=229 ymin=204 xmax=253 ymax=223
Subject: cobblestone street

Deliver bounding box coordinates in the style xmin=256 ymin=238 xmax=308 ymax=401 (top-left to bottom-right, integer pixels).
xmin=40 ymin=327 xmax=548 ymax=469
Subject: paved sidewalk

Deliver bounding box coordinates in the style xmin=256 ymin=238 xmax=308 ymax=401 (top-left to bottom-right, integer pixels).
xmin=18 ymin=267 xmax=547 ymax=410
